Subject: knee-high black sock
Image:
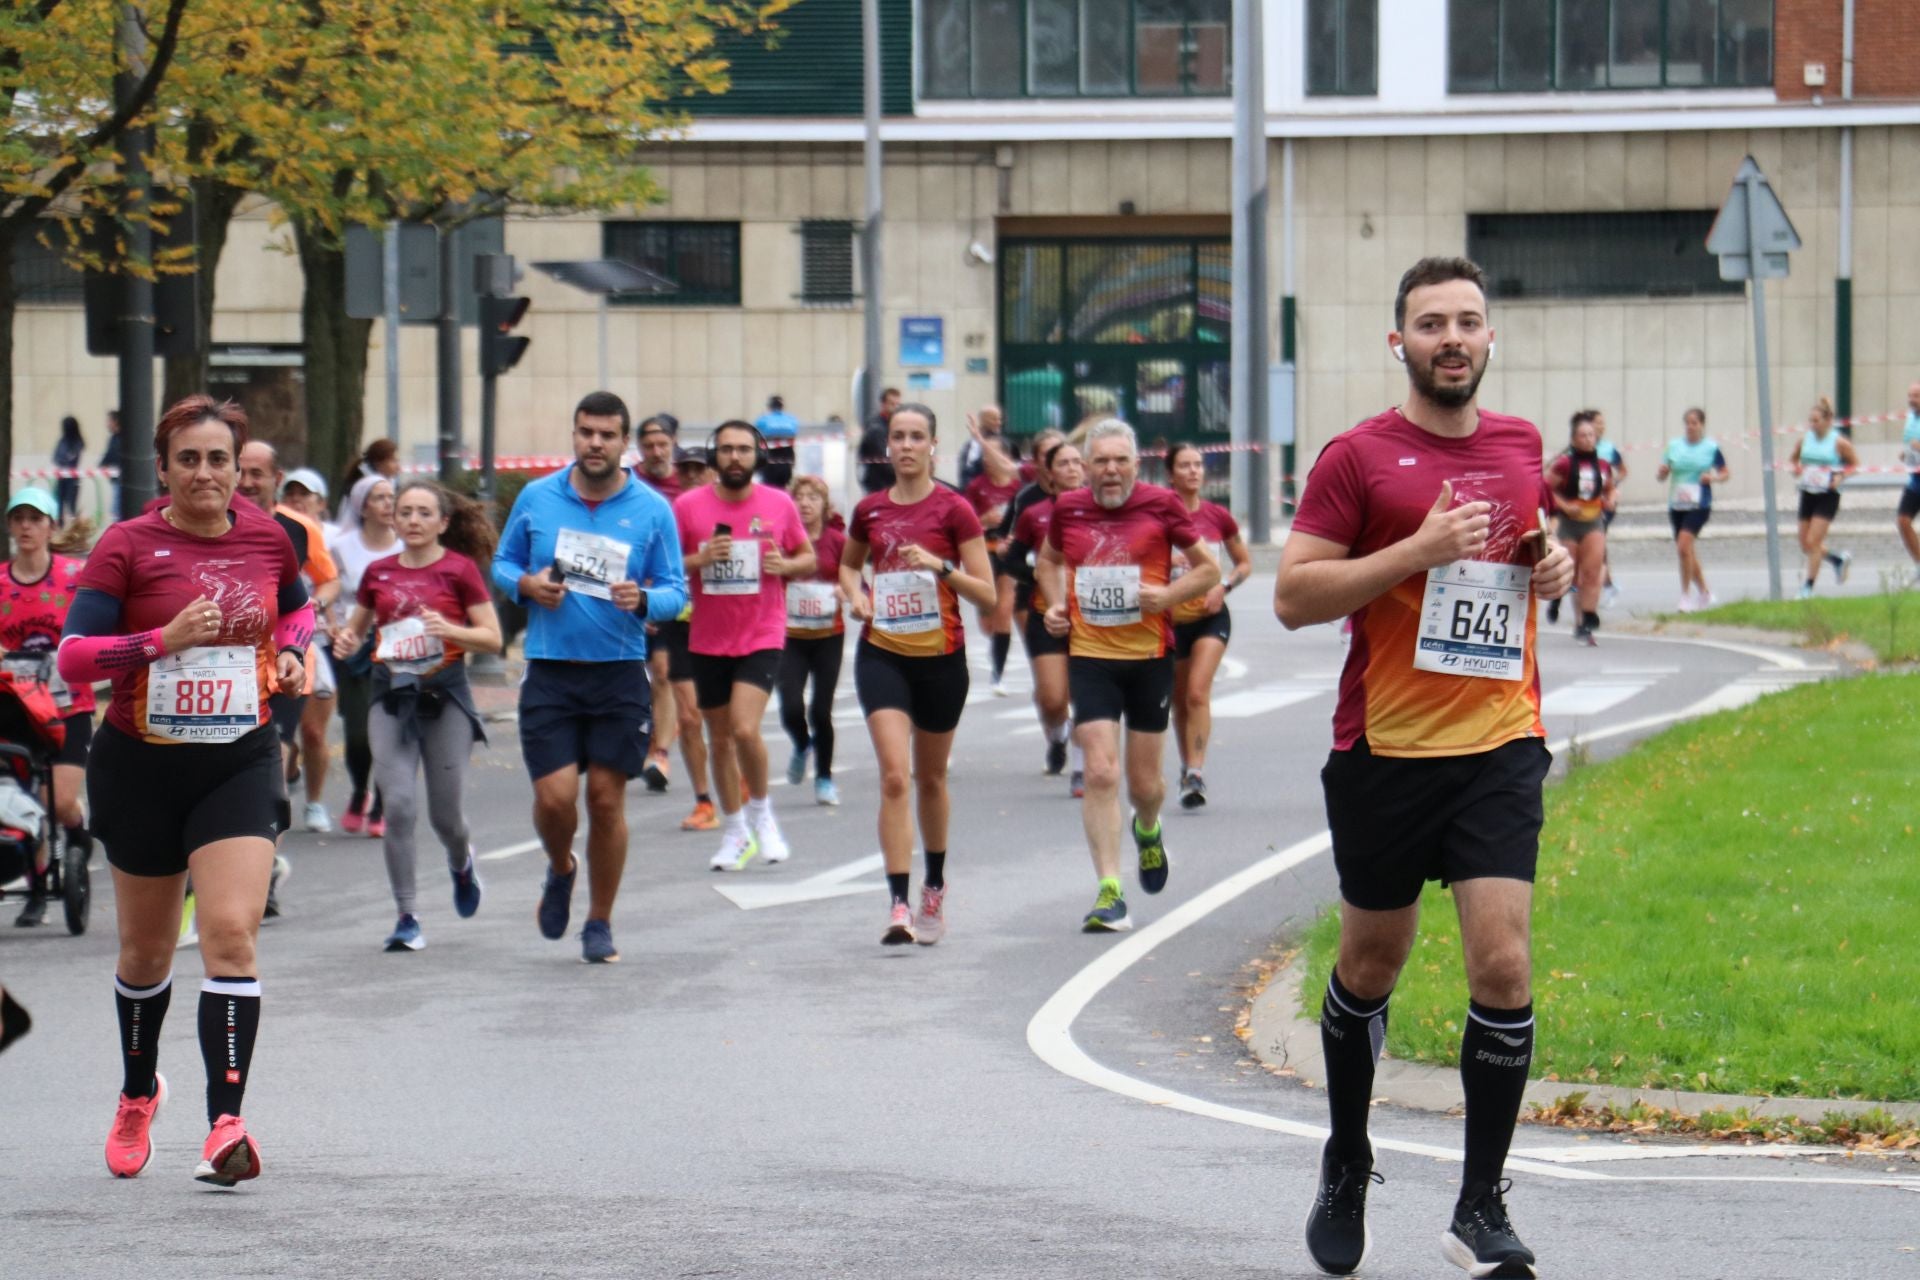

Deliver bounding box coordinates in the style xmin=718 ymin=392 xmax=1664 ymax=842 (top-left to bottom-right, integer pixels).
xmin=1459 ymin=999 xmax=1534 ymax=1192
xmin=990 ymin=631 xmax=1011 ymax=681
xmin=923 ymin=850 xmax=946 ymax=890
xmin=1319 ymin=969 xmax=1389 ymax=1163
xmin=115 ymin=974 xmax=172 ymax=1100
xmin=198 ymin=977 xmax=261 ymax=1125
xmin=886 ymin=872 xmax=910 ymax=905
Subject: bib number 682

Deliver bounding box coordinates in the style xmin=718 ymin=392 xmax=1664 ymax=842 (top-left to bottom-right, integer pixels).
xmin=1449 ymin=599 xmax=1510 ymax=646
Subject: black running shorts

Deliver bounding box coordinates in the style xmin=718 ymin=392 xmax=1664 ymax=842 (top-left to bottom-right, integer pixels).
xmin=690 ymin=648 xmax=782 ymax=711
xmin=1068 ymin=655 xmax=1174 ymax=733
xmin=89 ymin=721 xmax=282 ymax=877
xmin=1172 ymin=606 xmax=1231 ymax=660
xmin=1322 ymin=735 xmax=1551 ymax=912
xmin=654 ymin=618 xmax=694 ymax=684
xmin=1668 ymin=508 xmax=1711 ymax=538
xmin=1901 ymin=486 xmax=1920 ymax=521
xmin=1023 ymin=608 xmax=1068 ymax=659
xmin=1797 ymin=490 xmax=1840 ymax=522
xmin=518 ymin=658 xmax=652 ymax=781
xmin=54 ymin=710 xmax=92 ymax=769
xmin=854 ymin=640 xmax=969 ymax=734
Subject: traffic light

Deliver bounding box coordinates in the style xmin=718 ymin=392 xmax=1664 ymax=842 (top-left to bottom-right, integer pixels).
xmin=479 ymin=293 xmax=530 ymax=377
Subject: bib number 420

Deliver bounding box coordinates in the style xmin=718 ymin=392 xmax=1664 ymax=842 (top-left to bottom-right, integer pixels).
xmin=1449 ymin=599 xmax=1510 ymax=647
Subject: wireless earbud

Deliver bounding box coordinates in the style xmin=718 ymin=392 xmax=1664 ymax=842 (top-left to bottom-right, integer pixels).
xmin=1390 ymin=342 xmax=1406 ymax=364
xmin=1488 ymin=340 xmax=1497 ymax=360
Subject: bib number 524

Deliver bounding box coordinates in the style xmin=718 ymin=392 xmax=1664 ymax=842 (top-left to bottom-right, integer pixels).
xmin=1449 ymin=599 xmax=1510 ymax=647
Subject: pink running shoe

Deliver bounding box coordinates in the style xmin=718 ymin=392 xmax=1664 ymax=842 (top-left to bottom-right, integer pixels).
xmin=366 ymin=816 xmax=386 ymax=839
xmin=105 ymin=1073 xmax=167 ymax=1178
xmin=913 ymin=884 xmax=946 ymax=946
xmin=194 ymin=1114 xmax=262 ymax=1187
xmin=881 ymin=901 xmax=916 ymax=946
xmin=340 ymin=798 xmax=366 ymax=835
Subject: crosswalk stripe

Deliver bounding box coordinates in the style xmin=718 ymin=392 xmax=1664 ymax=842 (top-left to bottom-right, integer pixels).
xmin=1540 ymin=679 xmax=1656 ymax=717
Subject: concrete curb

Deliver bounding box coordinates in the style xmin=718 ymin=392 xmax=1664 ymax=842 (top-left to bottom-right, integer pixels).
xmin=1248 ymin=953 xmax=1920 ymax=1127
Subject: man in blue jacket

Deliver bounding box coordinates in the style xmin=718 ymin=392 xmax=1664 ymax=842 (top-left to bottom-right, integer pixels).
xmin=493 ymin=391 xmax=689 ymax=963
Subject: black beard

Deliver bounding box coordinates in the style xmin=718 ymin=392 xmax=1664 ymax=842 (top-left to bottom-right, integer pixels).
xmin=577 ymin=456 xmax=617 ymax=479
xmin=1409 ymin=350 xmax=1485 ymax=408
xmin=718 ymin=466 xmax=753 ymax=491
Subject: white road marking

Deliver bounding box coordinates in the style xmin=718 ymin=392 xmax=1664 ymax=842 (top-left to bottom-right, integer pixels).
xmin=711 ymin=851 xmax=885 ymax=910
xmin=1025 ymin=643 xmax=1910 ymax=1188
xmin=477 ymin=838 xmax=547 ymax=862
xmin=1540 ymin=679 xmax=1655 ymax=717
xmin=1209 ymin=686 xmax=1328 ymax=719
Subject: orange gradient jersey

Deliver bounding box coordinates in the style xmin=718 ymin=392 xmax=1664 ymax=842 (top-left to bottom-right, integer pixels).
xmin=1292 ymin=408 xmax=1550 ymax=759
xmin=1047 ymin=483 xmax=1200 ymax=661
xmin=848 ymin=486 xmax=983 ymax=657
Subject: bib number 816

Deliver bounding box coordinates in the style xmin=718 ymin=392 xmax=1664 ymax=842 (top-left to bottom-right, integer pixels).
xmin=173 ymin=678 xmax=236 ymax=716
xmin=1449 ymin=600 xmax=1510 ymax=646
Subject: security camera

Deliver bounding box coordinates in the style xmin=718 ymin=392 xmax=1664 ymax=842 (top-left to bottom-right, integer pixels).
xmin=965 ymin=241 xmax=995 ymax=266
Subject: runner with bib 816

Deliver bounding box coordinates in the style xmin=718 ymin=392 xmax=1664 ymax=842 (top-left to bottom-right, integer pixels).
xmin=1275 ymin=257 xmax=1573 ymax=1280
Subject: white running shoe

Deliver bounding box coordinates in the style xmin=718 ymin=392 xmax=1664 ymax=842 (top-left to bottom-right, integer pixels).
xmin=1835 ymin=550 xmax=1853 ymax=584
xmin=1698 ymin=591 xmax=1718 ymax=609
xmin=1797 ymin=583 xmax=1815 ymax=601
xmin=709 ymin=829 xmax=759 ymax=872
xmin=991 ymin=679 xmax=1008 ymax=698
xmin=303 ymin=801 xmax=332 ymax=833
xmin=754 ymin=816 xmax=790 ymax=865
xmin=1677 ymin=593 xmax=1696 ymax=614
xmin=1601 ymin=583 xmax=1619 ymax=609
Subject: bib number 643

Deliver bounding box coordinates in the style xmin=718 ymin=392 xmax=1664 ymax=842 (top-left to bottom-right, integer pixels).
xmin=1449 ymin=599 xmax=1510 ymax=647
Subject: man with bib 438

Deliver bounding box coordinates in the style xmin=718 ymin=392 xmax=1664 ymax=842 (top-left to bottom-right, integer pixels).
xmin=1276 ymin=257 xmax=1573 ymax=1280
xmin=1035 ymin=419 xmax=1217 ymax=935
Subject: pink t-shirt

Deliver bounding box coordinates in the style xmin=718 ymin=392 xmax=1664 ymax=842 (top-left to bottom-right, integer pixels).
xmin=674 ymin=483 xmax=810 ymax=657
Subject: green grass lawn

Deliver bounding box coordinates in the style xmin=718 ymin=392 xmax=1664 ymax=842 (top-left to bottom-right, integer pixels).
xmin=1299 ymin=674 xmax=1920 ymax=1101
xmin=1676 ymin=592 xmax=1920 ymax=664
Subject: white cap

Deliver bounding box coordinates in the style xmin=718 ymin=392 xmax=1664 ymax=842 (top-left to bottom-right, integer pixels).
xmin=283 ymin=467 xmax=329 ymax=500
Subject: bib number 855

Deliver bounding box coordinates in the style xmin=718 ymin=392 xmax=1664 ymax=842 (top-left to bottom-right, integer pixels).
xmin=883 ymin=591 xmax=926 ymax=618
xmin=173 ymin=678 xmax=236 ymax=716
xmin=1449 ymin=600 xmax=1510 ymax=647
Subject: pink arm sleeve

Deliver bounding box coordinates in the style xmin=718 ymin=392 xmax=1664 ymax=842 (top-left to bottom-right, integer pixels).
xmin=274 ymin=603 xmax=316 ymax=653
xmin=57 ymin=630 xmax=165 ymax=684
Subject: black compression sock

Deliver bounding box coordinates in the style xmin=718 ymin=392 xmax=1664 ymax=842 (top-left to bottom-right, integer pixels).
xmin=887 ymin=872 xmax=910 ymax=906
xmin=924 ymin=850 xmax=946 ymax=890
xmin=1582 ymin=610 xmax=1600 ymax=631
xmin=1825 ymin=551 xmax=1844 ymax=569
xmin=65 ymin=825 xmax=91 ymax=858
xmin=199 ymin=977 xmax=261 ymax=1125
xmin=696 ymin=792 xmax=712 ymax=806
xmin=1319 ymin=969 xmax=1389 ymax=1163
xmin=1459 ymin=999 xmax=1534 ymax=1191
xmin=990 ymin=631 xmax=1011 ymax=681
xmin=115 ymin=974 xmax=172 ymax=1099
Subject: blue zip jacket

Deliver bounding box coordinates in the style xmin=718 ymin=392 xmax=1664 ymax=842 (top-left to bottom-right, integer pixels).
xmin=492 ymin=465 xmax=688 ymax=662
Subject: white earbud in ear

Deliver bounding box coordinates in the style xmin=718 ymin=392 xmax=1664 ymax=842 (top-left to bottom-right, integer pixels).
xmin=1391 ymin=343 xmax=1406 ymax=364
xmin=1488 ymin=340 xmax=1497 ymax=360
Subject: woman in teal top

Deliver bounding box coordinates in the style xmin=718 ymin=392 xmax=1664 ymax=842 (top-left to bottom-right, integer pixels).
xmin=1791 ymin=396 xmax=1858 ymax=599
xmin=1897 ymin=381 xmax=1920 ymax=585
xmin=1655 ymin=407 xmax=1729 ymax=611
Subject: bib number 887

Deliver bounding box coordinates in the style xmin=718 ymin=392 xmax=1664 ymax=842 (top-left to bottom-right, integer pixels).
xmin=173 ymin=678 xmax=236 ymax=716
xmin=1449 ymin=600 xmax=1510 ymax=647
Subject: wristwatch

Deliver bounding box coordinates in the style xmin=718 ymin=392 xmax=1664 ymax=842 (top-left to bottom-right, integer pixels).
xmin=938 ymin=559 xmax=958 ymax=579
xmin=632 ymin=588 xmax=650 ymax=616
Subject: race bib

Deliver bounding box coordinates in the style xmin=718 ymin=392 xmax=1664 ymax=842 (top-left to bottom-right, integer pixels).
xmin=787 ymin=581 xmax=840 ymax=631
xmin=146 ymin=646 xmax=259 ymax=743
xmin=1414 ymin=561 xmax=1531 ymax=683
xmin=0 ymin=653 xmax=68 ymax=712
xmin=872 ymin=570 xmax=941 ymax=636
xmin=375 ymin=616 xmax=446 ymax=674
xmin=555 ymin=528 xmax=632 ymax=600
xmin=1076 ymin=564 xmax=1142 ymax=627
xmin=1902 ymin=445 xmax=1920 ymax=471
xmin=702 ymin=539 xmax=761 ymax=596
xmin=1670 ymin=483 xmax=1702 ymax=512
xmin=1577 ymin=465 xmax=1600 ymax=501
xmin=1799 ymin=466 xmax=1833 ymax=494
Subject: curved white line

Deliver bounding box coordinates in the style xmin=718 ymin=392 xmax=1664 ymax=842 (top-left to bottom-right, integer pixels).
xmin=1024 ymin=641 xmax=1913 ymax=1189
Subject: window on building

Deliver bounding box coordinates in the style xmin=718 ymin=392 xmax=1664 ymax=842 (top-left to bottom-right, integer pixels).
xmin=13 ymin=233 xmax=86 ymax=305
xmin=920 ymin=0 xmax=1230 ymax=99
xmin=603 ymin=222 xmax=740 ymax=306
xmin=1467 ymin=211 xmax=1743 ymax=300
xmin=798 ymin=220 xmax=857 ymax=305
xmin=1449 ymin=0 xmax=1773 ymax=92
xmin=1307 ymin=0 xmax=1378 ymax=96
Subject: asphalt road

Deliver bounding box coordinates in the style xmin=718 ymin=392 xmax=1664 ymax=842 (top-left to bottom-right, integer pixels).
xmin=2 ymin=546 xmax=1914 ymax=1279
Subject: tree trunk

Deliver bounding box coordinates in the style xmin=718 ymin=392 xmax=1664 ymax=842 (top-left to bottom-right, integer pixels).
xmin=161 ymin=175 xmax=246 ymax=406
xmin=295 ymin=219 xmax=371 ymax=483
xmin=0 ymin=240 xmax=15 ymax=532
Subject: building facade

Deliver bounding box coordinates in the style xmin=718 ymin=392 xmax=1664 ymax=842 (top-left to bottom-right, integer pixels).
xmin=11 ymin=0 xmax=1919 ymax=509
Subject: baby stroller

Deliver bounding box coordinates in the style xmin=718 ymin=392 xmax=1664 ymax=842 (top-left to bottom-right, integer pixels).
xmin=0 ymin=651 xmax=88 ymax=935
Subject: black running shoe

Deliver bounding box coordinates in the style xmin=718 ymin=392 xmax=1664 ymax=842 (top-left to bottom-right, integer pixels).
xmin=1045 ymin=737 xmax=1068 ymax=776
xmin=1441 ymin=1180 xmax=1537 ymax=1279
xmin=14 ymin=891 xmax=47 ymax=928
xmin=1544 ymin=596 xmax=1561 ymax=625
xmin=1304 ymin=1142 xmax=1381 ymax=1277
